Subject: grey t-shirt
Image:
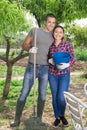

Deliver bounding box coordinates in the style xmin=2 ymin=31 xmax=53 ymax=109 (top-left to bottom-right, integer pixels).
xmin=28 ymin=27 xmax=54 ymax=65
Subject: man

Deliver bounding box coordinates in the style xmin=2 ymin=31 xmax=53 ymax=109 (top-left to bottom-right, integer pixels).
xmin=10 ymin=13 xmax=56 ymax=127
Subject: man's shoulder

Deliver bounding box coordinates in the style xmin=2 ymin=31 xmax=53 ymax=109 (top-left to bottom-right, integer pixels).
xmin=30 ymin=27 xmax=41 ymax=33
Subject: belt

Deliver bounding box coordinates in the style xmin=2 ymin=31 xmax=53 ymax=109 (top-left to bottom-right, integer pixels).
xmin=29 ymin=62 xmax=48 ymax=66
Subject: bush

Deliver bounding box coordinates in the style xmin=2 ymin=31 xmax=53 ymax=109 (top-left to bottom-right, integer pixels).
xmin=75 ymin=48 xmax=87 ymax=61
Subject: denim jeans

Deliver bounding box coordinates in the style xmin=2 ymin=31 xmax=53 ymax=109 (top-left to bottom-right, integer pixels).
xmin=48 ymin=72 xmax=70 ymax=118
xmin=18 ymin=63 xmax=49 ymax=102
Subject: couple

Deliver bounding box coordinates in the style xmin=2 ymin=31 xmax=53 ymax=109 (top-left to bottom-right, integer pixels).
xmin=10 ymin=13 xmax=76 ymax=128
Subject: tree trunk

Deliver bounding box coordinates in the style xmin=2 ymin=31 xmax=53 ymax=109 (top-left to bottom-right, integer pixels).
xmin=3 ymin=63 xmax=13 ymax=98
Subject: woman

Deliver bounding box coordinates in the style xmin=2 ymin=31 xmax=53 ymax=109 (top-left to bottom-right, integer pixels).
xmin=48 ymin=25 xmax=76 ymax=128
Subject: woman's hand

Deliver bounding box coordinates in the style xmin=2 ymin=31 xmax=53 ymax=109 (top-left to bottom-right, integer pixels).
xmin=56 ymin=63 xmax=70 ymax=70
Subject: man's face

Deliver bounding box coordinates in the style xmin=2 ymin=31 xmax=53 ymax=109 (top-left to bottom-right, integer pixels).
xmin=44 ymin=17 xmax=56 ymax=32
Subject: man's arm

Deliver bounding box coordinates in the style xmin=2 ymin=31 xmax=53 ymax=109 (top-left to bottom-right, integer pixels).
xmin=22 ymin=35 xmax=32 ymax=52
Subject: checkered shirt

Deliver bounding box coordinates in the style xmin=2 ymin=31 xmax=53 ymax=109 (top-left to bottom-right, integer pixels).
xmin=48 ymin=40 xmax=76 ymax=76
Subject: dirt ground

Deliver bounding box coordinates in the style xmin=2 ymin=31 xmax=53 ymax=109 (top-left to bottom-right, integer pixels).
xmin=0 ymin=58 xmax=87 ymax=130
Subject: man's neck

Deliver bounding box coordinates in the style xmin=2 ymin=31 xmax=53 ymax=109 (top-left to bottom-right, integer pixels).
xmin=43 ymin=27 xmax=50 ymax=32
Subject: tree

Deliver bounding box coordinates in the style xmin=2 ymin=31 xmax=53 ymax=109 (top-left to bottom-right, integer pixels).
xmin=66 ymin=24 xmax=87 ymax=47
xmin=1 ymin=0 xmax=87 ymax=98
xmin=0 ymin=0 xmax=32 ymax=98
xmin=23 ymin=0 xmax=87 ymax=27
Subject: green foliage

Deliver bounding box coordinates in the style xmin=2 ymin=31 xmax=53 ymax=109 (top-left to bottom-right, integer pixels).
xmin=65 ymin=24 xmax=87 ymax=47
xmin=0 ymin=78 xmax=51 ymax=108
xmin=11 ymin=80 xmax=23 ymax=86
xmin=0 ymin=80 xmax=5 ymax=86
xmin=0 ymin=106 xmax=4 ymax=112
xmin=23 ymin=0 xmax=47 ymax=26
xmin=1 ymin=114 xmax=9 ymax=119
xmin=63 ymin=125 xmax=74 ymax=130
xmin=0 ymin=79 xmax=37 ymax=108
xmin=0 ymin=0 xmax=33 ymax=98
xmin=84 ymin=109 xmax=87 ymax=115
xmin=23 ymin=0 xmax=87 ymax=26
xmin=0 ymin=122 xmax=4 ymax=126
xmin=73 ymin=26 xmax=87 ymax=47
xmin=0 ymin=0 xmax=30 ymax=42
xmin=0 ymin=64 xmax=25 ymax=77
xmin=46 ymin=85 xmax=51 ymax=94
xmin=75 ymin=48 xmax=87 ymax=61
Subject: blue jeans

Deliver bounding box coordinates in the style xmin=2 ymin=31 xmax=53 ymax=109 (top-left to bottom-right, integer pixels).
xmin=18 ymin=63 xmax=49 ymax=102
xmin=48 ymin=72 xmax=70 ymax=118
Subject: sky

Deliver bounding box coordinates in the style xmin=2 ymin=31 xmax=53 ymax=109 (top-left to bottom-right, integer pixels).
xmin=74 ymin=18 xmax=87 ymax=27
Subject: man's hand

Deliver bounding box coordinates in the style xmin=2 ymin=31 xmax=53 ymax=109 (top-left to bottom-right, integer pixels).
xmin=29 ymin=47 xmax=38 ymax=54
xmin=48 ymin=58 xmax=54 ymax=65
xmin=56 ymin=63 xmax=70 ymax=70
xmin=22 ymin=35 xmax=32 ymax=52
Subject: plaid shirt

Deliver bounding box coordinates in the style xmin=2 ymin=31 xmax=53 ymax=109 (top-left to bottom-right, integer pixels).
xmin=48 ymin=40 xmax=76 ymax=76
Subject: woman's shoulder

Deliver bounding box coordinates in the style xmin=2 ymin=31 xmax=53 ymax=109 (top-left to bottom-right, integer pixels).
xmin=63 ymin=40 xmax=72 ymax=45
xmin=64 ymin=40 xmax=74 ymax=48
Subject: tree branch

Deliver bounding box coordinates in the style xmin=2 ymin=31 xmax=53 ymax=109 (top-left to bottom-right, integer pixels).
xmin=0 ymin=55 xmax=7 ymax=62
xmin=11 ymin=50 xmax=29 ymax=64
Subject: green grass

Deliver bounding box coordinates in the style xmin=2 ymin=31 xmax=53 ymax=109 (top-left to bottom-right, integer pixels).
xmin=0 ymin=80 xmax=23 ymax=108
xmin=0 ymin=64 xmax=25 ymax=78
xmin=0 ymin=79 xmax=51 ymax=110
xmin=71 ymin=74 xmax=87 ymax=84
xmin=63 ymin=126 xmax=74 ymax=130
xmin=0 ymin=122 xmax=4 ymax=126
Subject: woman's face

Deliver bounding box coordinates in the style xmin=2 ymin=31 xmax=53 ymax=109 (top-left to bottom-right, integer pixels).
xmin=53 ymin=27 xmax=64 ymax=40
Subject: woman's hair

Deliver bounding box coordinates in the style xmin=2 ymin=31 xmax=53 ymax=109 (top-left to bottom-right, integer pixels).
xmin=53 ymin=25 xmax=64 ymax=40
xmin=53 ymin=25 xmax=64 ymax=33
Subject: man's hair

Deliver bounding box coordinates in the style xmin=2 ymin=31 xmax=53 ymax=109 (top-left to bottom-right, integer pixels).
xmin=44 ymin=13 xmax=56 ymax=21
